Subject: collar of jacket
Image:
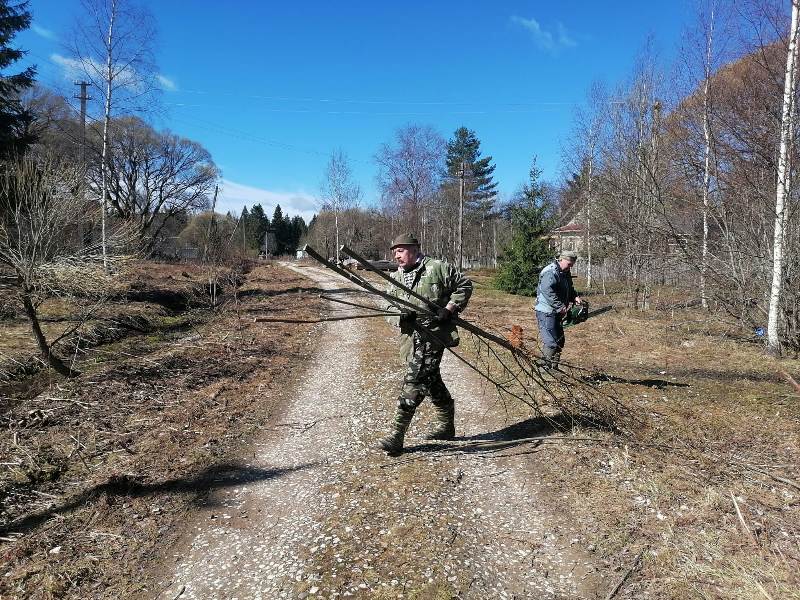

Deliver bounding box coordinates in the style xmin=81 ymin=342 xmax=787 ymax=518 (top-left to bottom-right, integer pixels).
xmin=552 ymin=259 xmax=567 ymax=275
xmin=403 ymin=255 xmax=426 ymax=273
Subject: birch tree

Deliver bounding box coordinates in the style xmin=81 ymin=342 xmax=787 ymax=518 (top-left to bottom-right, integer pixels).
xmin=68 ymin=0 xmax=157 ymax=267
xmin=320 ymin=149 xmax=361 ymax=262
xmin=698 ymin=6 xmax=717 ymax=310
xmin=767 ymin=0 xmax=800 ymax=354
xmin=564 ymin=82 xmax=608 ymax=289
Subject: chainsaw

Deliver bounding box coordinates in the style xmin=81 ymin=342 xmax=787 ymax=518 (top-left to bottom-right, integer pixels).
xmin=562 ymin=301 xmax=613 ymax=328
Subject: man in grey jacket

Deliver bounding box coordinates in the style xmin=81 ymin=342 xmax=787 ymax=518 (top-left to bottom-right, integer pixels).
xmin=535 ymin=250 xmax=583 ymax=369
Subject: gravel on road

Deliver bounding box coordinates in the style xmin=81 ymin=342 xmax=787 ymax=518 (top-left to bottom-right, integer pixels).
xmin=159 ymin=263 xmax=599 ymax=599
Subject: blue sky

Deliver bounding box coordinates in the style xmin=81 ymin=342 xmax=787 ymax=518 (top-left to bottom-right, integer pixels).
xmin=18 ymin=1 xmax=695 ymax=222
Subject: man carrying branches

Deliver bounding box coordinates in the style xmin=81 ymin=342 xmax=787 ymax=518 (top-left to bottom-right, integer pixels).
xmin=377 ymin=234 xmax=473 ymax=455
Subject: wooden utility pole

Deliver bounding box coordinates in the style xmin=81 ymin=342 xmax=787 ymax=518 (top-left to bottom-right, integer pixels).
xmin=74 ymin=81 xmax=91 ymax=170
xmin=203 ymin=184 xmax=219 ymax=262
xmin=768 ymin=0 xmax=800 ymax=354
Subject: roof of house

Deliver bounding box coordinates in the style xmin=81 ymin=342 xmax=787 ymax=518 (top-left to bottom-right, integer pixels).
xmin=551 ymin=222 xmax=584 ymax=234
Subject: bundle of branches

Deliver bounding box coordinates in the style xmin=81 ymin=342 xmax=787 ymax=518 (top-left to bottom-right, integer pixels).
xmin=304 ymin=244 xmax=638 ymax=434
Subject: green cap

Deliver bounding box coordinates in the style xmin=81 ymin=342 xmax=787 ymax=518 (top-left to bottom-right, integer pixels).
xmin=559 ymin=250 xmax=578 ymax=260
xmin=390 ymin=233 xmax=420 ymax=249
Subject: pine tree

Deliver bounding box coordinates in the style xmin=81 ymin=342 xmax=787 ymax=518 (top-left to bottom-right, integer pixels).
xmin=494 ymin=160 xmax=554 ymax=296
xmin=0 ymin=0 xmax=36 ymax=157
xmin=445 ymin=127 xmax=498 ymax=268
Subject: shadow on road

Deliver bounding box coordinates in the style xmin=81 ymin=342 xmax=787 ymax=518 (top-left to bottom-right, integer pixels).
xmin=0 ymin=462 xmax=315 ymax=537
xmin=403 ymin=413 xmax=607 ymax=456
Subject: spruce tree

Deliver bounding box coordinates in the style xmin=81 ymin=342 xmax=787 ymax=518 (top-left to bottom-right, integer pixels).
xmin=445 ymin=126 xmax=498 ymax=205
xmin=249 ymin=203 xmax=269 ymax=251
xmin=271 ymin=204 xmax=288 ymax=254
xmin=239 ymin=206 xmax=251 ymax=250
xmin=290 ymin=215 xmax=307 ymax=250
xmin=0 ymin=1 xmax=35 ymax=157
xmin=494 ymin=159 xmax=554 ymax=296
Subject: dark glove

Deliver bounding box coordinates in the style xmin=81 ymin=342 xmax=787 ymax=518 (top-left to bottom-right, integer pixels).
xmin=435 ymin=307 xmax=452 ymax=323
xmin=399 ymin=309 xmax=417 ymax=325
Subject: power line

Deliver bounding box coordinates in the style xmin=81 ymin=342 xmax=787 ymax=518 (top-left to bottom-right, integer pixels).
xmin=175 ymin=88 xmax=579 ymax=108
xmin=169 ymin=114 xmax=357 ymax=162
xmin=166 ymin=102 xmax=566 ymax=116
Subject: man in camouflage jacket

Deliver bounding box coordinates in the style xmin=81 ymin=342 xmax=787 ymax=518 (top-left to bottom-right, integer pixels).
xmin=377 ymin=233 xmax=472 ymax=455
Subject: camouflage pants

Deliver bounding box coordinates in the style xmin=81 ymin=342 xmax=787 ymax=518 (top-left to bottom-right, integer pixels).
xmin=397 ymin=331 xmax=453 ymax=412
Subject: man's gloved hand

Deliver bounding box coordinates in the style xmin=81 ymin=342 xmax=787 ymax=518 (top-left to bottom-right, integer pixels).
xmin=399 ymin=309 xmax=417 ymax=325
xmin=435 ymin=307 xmax=452 ymax=323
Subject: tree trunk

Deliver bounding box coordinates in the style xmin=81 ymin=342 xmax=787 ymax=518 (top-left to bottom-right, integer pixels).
xmin=457 ymin=162 xmax=465 ymax=270
xmin=700 ymin=7 xmax=715 ymax=311
xmin=767 ymin=0 xmax=800 ymax=354
xmin=21 ymin=291 xmax=76 ymax=377
xmin=586 ymin=148 xmax=594 ymax=289
xmin=100 ymin=0 xmax=117 ymax=270
xmin=492 ymin=217 xmax=498 ymax=268
xmin=334 ymin=205 xmax=340 ymax=262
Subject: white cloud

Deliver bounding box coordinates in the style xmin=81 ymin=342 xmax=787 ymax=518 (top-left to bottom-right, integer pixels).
xmin=511 ymin=16 xmax=577 ymax=53
xmin=157 ymin=74 xmax=177 ymax=91
xmin=32 ymin=24 xmax=57 ymax=40
xmin=216 ymin=179 xmax=319 ymax=224
xmin=50 ymin=53 xmax=142 ymax=89
xmin=50 ymin=53 xmax=86 ymax=79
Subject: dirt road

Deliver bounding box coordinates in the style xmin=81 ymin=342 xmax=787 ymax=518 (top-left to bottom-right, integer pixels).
xmin=158 ymin=263 xmax=600 ymax=599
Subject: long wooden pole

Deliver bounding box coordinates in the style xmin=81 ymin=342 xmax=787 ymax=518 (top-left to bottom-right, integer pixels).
xmin=338 ymin=244 xmax=523 ymax=355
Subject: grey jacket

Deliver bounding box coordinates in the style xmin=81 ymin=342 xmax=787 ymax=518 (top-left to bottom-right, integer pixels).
xmin=535 ymin=261 xmax=577 ymax=314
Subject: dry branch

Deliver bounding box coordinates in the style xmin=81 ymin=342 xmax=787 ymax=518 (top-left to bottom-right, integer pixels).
xmin=304 ymin=243 xmax=636 ymax=432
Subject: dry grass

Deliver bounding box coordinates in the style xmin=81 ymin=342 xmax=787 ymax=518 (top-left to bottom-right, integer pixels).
xmin=0 ymin=261 xmax=324 ymax=599
xmin=463 ymin=270 xmax=800 ymax=599
xmin=3 ymin=262 xmax=798 ymax=598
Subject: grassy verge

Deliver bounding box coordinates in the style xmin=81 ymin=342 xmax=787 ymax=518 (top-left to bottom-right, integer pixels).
xmin=461 ymin=269 xmax=800 ymax=599
xmin=0 ymin=262 xmax=324 ymax=599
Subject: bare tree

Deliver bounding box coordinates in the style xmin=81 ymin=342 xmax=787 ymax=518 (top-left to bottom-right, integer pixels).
xmin=320 ymin=149 xmax=361 ymax=262
xmin=563 ymin=81 xmax=609 ymax=289
xmin=86 ymin=116 xmax=219 ymax=250
xmin=375 ymin=124 xmax=445 ymax=241
xmin=597 ymin=45 xmax=669 ymax=309
xmin=68 ymin=0 xmax=158 ymax=266
xmin=0 ymin=157 xmax=134 ymax=376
